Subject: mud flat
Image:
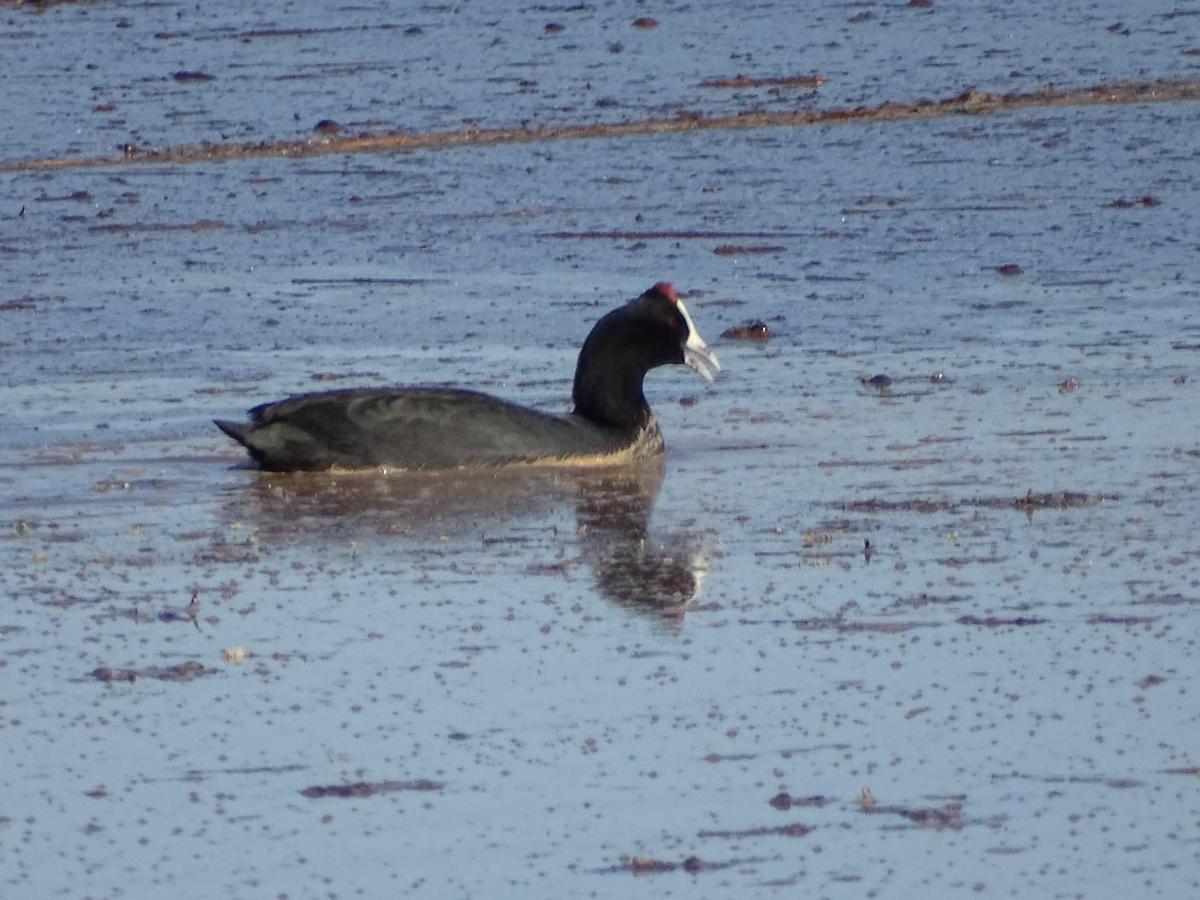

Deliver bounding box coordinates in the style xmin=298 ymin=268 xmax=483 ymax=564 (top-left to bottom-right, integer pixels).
xmin=2 ymin=2 xmax=1199 ymax=898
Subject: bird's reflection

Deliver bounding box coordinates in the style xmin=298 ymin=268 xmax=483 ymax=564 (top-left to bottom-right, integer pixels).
xmin=218 ymin=460 xmax=711 ymax=618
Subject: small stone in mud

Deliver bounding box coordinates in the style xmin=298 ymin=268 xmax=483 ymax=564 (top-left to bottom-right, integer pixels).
xmin=631 ymin=17 xmax=658 ymax=29
xmin=995 ymin=263 xmax=1022 ymax=276
xmin=930 ymin=370 xmax=946 ymax=382
xmin=172 ymin=70 xmax=216 ymax=82
xmin=1174 ymin=374 xmax=1187 ymax=385
xmin=1058 ymin=376 xmax=1081 ymax=393
xmin=404 ymin=25 xmax=423 ymax=35
xmin=681 ymin=856 xmax=703 ymax=874
xmin=679 ymin=395 xmax=698 ymax=407
xmin=862 ymin=373 xmax=892 ymax=388
xmin=1136 ymin=674 xmax=1166 ymax=690
xmin=721 ymin=320 xmax=772 ymax=341
xmin=313 ymin=119 xmax=342 ymax=135
xmin=544 ymin=22 xmax=565 ymax=33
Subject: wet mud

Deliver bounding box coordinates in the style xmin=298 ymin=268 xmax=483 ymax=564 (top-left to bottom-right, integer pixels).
xmin=5 ymin=79 xmax=1199 ymax=173
xmin=4 ymin=2 xmax=1200 ymax=899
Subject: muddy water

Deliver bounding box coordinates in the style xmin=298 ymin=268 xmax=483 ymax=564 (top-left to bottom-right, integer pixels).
xmin=5 ymin=0 xmax=1200 ymax=163
xmin=3 ymin=3 xmax=1200 ymax=899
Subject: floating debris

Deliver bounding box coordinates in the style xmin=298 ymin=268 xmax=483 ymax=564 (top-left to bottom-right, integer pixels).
xmin=172 ymin=70 xmax=216 ymax=82
xmin=223 ymin=645 xmax=248 ymax=663
xmin=90 ymin=660 xmax=217 ymax=683
xmin=1014 ymin=489 xmax=1096 ymax=510
xmin=721 ymin=320 xmax=772 ymax=340
xmin=859 ymin=792 xmax=966 ymax=829
xmin=1105 ymin=195 xmax=1160 ymax=208
xmin=698 ymin=823 xmax=811 ymax=839
xmin=630 ymin=856 xmax=676 ymax=874
xmin=769 ymin=791 xmax=830 ymax=811
xmin=957 ymin=615 xmax=1047 ymax=627
xmin=300 ymin=778 xmax=443 ymax=799
xmin=700 ymin=73 xmax=827 ymax=90
xmin=713 ymin=244 xmax=785 ymax=255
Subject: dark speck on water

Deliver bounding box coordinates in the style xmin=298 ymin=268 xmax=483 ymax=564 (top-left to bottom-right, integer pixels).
xmin=172 ymin=70 xmax=216 ymax=83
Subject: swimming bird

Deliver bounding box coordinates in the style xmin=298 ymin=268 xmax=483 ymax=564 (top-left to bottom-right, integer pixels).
xmin=215 ymin=282 xmax=719 ymax=471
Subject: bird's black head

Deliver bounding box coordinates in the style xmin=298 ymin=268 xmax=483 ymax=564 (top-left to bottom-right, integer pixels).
xmin=572 ymin=282 xmax=719 ymax=429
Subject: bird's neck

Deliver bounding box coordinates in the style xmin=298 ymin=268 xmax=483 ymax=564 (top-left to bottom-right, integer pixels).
xmin=572 ymin=358 xmax=651 ymax=430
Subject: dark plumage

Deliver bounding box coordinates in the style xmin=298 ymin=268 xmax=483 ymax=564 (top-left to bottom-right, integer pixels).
xmin=215 ymin=282 xmax=719 ymax=471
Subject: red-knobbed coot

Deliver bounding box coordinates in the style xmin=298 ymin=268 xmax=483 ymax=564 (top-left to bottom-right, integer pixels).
xmin=215 ymin=282 xmax=719 ymax=471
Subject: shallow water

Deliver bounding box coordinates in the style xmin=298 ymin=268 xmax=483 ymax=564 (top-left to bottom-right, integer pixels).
xmin=3 ymin=3 xmax=1200 ymax=899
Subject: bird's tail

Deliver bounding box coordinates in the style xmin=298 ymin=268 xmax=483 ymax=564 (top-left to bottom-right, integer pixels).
xmin=214 ymin=419 xmax=252 ymax=448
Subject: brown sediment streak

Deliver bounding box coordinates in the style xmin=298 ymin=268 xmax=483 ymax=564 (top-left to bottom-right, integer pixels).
xmin=2 ymin=79 xmax=1198 ymax=174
